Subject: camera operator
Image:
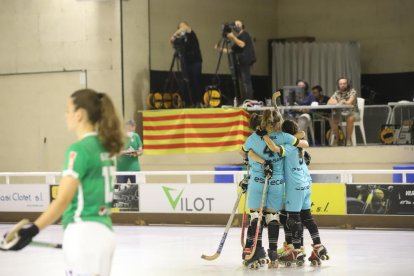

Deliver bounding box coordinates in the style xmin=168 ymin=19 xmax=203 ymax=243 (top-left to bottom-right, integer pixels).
xmin=170 ymin=21 xmax=203 ymax=107
xmin=225 ymin=20 xmax=256 ymax=103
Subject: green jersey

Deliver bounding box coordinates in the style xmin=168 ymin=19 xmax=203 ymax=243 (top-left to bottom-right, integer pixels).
xmin=61 ymin=133 xmax=115 ymax=230
xmin=117 ymin=132 xmax=142 ymax=172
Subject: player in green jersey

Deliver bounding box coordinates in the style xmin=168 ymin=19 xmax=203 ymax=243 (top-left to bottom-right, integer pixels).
xmin=3 ymin=89 xmax=123 ymax=276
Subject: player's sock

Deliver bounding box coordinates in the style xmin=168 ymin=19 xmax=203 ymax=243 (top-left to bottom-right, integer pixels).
xmin=301 ymin=209 xmax=322 ymax=245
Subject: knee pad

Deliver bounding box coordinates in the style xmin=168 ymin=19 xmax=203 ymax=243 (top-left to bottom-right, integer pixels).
xmin=249 ymin=211 xmax=260 ymax=226
xmin=265 ymin=212 xmax=280 ymax=226
xmin=286 ymin=213 xmax=301 ymax=231
xmin=300 ymin=209 xmax=314 ymax=228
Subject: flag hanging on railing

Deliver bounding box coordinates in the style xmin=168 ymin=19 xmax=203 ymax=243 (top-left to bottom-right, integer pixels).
xmin=143 ymin=108 xmax=250 ymax=155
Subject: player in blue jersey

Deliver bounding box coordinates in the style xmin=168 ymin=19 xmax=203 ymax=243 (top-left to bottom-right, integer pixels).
xmin=242 ymin=110 xmax=309 ymax=267
xmin=273 ymin=119 xmax=327 ymax=266
xmin=299 ymin=151 xmax=329 ymax=265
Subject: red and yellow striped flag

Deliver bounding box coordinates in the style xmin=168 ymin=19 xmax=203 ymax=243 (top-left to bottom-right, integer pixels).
xmin=143 ymin=108 xmax=251 ymax=155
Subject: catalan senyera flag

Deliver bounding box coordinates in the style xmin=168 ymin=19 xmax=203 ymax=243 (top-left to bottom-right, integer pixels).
xmin=143 ymin=108 xmax=251 ymax=155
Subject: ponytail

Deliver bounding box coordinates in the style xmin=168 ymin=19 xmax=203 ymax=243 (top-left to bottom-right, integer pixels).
xmin=260 ymin=110 xmax=283 ymax=131
xmin=71 ymin=89 xmax=124 ymax=157
xmin=98 ymin=94 xmax=124 ymax=157
xmin=249 ymin=113 xmax=262 ymax=131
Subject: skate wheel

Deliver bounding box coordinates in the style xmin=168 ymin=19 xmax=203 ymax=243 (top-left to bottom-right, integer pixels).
xmin=325 ymin=255 xmax=330 ymax=261
xmin=297 ymin=260 xmax=304 ymax=266
xmin=311 ymin=260 xmax=318 ymax=266
xmin=260 ymin=258 xmax=269 ymax=265
xmin=286 ymin=261 xmax=292 ymax=267
xmin=268 ymin=261 xmax=278 ymax=268
xmin=321 ymin=254 xmax=328 ymax=261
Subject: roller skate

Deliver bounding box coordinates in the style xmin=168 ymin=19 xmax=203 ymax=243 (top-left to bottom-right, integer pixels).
xmin=277 ymin=241 xmax=289 ymax=256
xmin=242 ymin=247 xmax=269 ymax=269
xmin=278 ymin=244 xmax=305 ymax=267
xmin=308 ymin=244 xmax=329 ymax=266
xmin=300 ymin=245 xmax=307 ymax=258
xmin=267 ymin=249 xmax=279 ymax=268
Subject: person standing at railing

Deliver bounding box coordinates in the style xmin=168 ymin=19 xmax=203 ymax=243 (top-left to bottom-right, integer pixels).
xmin=1 ymin=89 xmax=124 ymax=276
xmin=117 ymin=119 xmax=143 ymax=184
xmin=327 ymin=77 xmax=360 ymax=146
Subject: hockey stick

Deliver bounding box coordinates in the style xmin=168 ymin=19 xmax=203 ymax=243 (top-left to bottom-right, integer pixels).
xmin=243 ymin=175 xmax=270 ymax=261
xmin=201 ymin=189 xmax=244 ymax=261
xmin=31 ymin=241 xmax=62 ymax=249
xmin=240 ymin=165 xmax=251 ymax=248
xmin=272 ymin=90 xmax=281 ymax=114
xmin=0 ymin=219 xmax=62 ymax=251
xmin=240 ymin=191 xmax=248 ymax=248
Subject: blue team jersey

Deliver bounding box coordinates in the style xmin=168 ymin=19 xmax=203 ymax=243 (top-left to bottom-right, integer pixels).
xmin=267 ymin=132 xmax=297 ymax=176
xmin=301 ymin=155 xmax=312 ymax=183
xmin=243 ymin=132 xmax=297 ymax=175
xmin=283 ymin=144 xmax=309 ymax=189
xmin=243 ymin=133 xmax=270 ymax=174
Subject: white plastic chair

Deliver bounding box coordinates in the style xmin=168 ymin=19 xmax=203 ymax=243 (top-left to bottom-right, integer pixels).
xmin=340 ymin=97 xmax=367 ymax=146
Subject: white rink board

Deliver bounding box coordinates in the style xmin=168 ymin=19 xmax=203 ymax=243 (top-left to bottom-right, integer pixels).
xmin=140 ymin=183 xmax=237 ymax=213
xmin=0 ymin=184 xmax=49 ymax=212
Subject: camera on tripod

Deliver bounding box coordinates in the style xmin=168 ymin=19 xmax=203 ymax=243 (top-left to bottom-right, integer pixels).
xmin=172 ymin=32 xmax=186 ymax=50
xmin=221 ymin=22 xmax=235 ymax=37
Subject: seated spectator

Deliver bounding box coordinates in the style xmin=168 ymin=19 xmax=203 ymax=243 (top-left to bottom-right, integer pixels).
xmin=311 ymin=84 xmax=331 ymax=118
xmin=288 ymin=80 xmax=315 ymax=142
xmin=327 ymin=77 xmax=360 ymax=146
xmin=311 ymin=85 xmax=331 ymax=145
xmin=312 ymin=85 xmax=330 ymax=105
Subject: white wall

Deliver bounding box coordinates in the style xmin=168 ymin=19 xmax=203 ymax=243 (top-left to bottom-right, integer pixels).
xmin=1 ymin=0 xmax=413 ymax=172
xmin=274 ymin=0 xmax=414 ymax=74
xmin=149 ymin=0 xmax=414 ymax=75
xmin=0 ymin=0 xmax=149 ymax=171
xmin=149 ymin=0 xmax=278 ymax=75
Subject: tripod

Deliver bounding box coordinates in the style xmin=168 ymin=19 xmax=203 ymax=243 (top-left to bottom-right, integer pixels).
xmin=212 ymin=37 xmax=240 ymax=105
xmin=164 ymin=45 xmax=194 ymax=107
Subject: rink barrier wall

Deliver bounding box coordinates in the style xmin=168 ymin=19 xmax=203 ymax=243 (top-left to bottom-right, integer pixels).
xmin=1 ymin=170 xmax=414 ymax=229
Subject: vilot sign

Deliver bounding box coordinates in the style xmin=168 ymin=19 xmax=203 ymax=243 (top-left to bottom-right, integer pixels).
xmin=162 ymin=186 xmax=215 ymax=212
xmin=140 ymin=184 xmax=237 ymax=213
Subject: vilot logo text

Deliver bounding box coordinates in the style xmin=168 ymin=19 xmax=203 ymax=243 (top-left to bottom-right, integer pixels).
xmin=162 ymin=186 xmax=214 ymax=212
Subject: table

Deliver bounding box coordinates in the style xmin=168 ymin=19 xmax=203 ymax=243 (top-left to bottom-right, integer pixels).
xmin=386 ymin=102 xmax=414 ymax=125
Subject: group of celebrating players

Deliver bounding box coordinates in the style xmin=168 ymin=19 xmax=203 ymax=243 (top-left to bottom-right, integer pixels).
xmin=240 ymin=109 xmax=329 ymax=268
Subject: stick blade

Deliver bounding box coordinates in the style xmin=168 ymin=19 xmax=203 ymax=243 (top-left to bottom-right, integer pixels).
xmin=201 ymin=253 xmax=220 ymax=261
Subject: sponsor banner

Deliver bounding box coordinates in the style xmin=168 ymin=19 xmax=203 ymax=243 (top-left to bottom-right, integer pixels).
xmin=346 ymin=184 xmax=414 ymax=215
xmin=311 ymin=184 xmax=346 ymax=215
xmin=50 ymin=184 xmax=139 ymax=213
xmin=0 ymin=184 xmax=50 ymax=212
xmin=112 ymin=183 xmax=139 ymax=212
xmin=140 ymin=184 xmax=237 ymax=213
xmin=238 ymin=183 xmax=346 ymax=215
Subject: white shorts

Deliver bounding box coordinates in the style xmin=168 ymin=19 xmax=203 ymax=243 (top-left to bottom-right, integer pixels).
xmin=63 ymin=221 xmax=116 ymax=276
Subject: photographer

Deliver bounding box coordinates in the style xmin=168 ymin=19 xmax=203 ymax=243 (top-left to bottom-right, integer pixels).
xmin=224 ymin=20 xmax=256 ymax=103
xmin=170 ymin=21 xmax=203 ymax=107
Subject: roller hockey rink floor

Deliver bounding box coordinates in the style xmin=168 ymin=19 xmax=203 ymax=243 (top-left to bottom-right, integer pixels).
xmin=0 ymin=224 xmax=413 ymax=276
